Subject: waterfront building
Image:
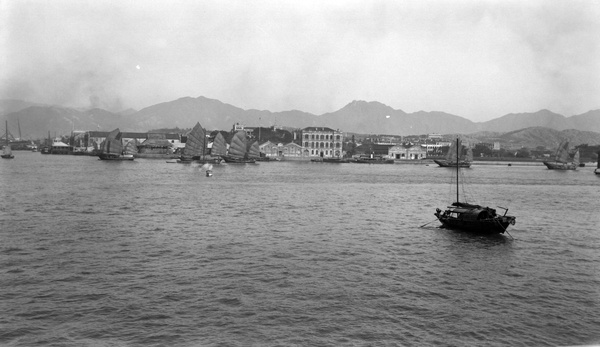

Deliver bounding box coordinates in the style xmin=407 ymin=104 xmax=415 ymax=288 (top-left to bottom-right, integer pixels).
xmin=389 ymin=144 xmax=428 ymax=160
xmin=50 ymin=141 xmax=71 ymax=154
xmin=260 ymin=141 xmax=304 ymax=159
xmin=137 ymin=133 xmax=180 ymax=157
xmin=88 ymin=131 xmax=181 ymax=153
xmin=300 ymin=127 xmax=343 ymax=158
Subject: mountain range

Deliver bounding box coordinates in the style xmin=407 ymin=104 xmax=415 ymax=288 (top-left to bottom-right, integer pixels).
xmin=2 ymin=97 xmax=600 ymax=145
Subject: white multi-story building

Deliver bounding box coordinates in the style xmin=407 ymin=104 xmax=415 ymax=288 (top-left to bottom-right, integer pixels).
xmin=300 ymin=127 xmax=343 ymax=158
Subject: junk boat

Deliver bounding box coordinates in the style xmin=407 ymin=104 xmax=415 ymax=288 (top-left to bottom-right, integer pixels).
xmin=434 ymin=138 xmax=516 ymax=234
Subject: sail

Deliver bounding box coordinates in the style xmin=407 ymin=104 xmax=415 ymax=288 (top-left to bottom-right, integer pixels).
xmin=102 ymin=128 xmax=123 ymax=155
xmin=3 ymin=120 xmax=10 ymax=155
xmin=555 ymin=141 xmax=570 ymax=163
xmin=211 ymin=133 xmax=227 ymax=157
xmin=228 ymin=131 xmax=247 ymax=158
xmin=572 ymin=150 xmax=580 ymax=165
xmin=446 ymin=138 xmax=461 ymax=162
xmin=183 ymin=122 xmax=206 ymax=158
xmin=247 ymin=140 xmax=260 ymax=159
xmin=123 ymin=139 xmax=138 ymax=155
xmin=465 ymin=147 xmax=473 ymax=162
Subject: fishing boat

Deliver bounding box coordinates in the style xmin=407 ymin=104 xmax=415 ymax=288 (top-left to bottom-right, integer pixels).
xmin=39 ymin=131 xmax=52 ymax=154
xmin=1 ymin=120 xmax=14 ymax=159
xmin=434 ymin=138 xmax=472 ymax=168
xmin=208 ymin=132 xmax=227 ymax=164
xmin=434 ymin=138 xmax=516 ymax=234
xmin=98 ymin=128 xmax=134 ymax=161
xmin=211 ymin=133 xmax=227 ymax=157
xmin=311 ymin=157 xmax=349 ymax=163
xmin=123 ymin=139 xmax=138 ymax=157
xmin=247 ymin=140 xmax=261 ymax=161
xmin=543 ymin=140 xmax=579 ymax=170
xmin=178 ymin=122 xmax=206 ymax=163
xmin=222 ymin=131 xmax=256 ymax=164
xmin=351 ymin=154 xmax=394 ymax=164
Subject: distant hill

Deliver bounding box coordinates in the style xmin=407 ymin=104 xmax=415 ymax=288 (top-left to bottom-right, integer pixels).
xmin=2 ymin=96 xmax=600 ymax=140
xmin=1 ymin=105 xmax=140 ymax=139
xmin=0 ymin=99 xmax=43 ymax=116
xmin=481 ymin=110 xmax=572 ymax=132
xmin=467 ymin=127 xmax=600 ymax=148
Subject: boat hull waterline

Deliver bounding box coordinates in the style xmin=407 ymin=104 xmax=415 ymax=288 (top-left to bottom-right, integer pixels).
xmin=433 ymin=159 xmax=471 ymax=168
xmin=542 ymin=161 xmax=577 ymax=170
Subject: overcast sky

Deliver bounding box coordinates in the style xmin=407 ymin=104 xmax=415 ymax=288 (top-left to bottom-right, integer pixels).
xmin=1 ymin=0 xmax=599 ymax=122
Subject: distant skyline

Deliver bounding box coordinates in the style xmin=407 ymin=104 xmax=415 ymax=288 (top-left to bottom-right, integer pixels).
xmin=1 ymin=0 xmax=599 ymax=122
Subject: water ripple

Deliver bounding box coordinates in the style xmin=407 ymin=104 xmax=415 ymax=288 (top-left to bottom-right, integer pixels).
xmin=1 ymin=156 xmax=599 ymax=346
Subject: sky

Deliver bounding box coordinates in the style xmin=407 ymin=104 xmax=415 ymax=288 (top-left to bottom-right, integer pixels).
xmin=1 ymin=0 xmax=599 ymax=122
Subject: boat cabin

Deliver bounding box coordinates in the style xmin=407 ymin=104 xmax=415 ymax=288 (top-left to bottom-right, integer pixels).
xmin=447 ymin=207 xmax=497 ymax=221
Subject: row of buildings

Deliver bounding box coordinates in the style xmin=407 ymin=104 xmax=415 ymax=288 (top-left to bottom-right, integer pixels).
xmin=41 ymin=123 xmax=463 ymax=160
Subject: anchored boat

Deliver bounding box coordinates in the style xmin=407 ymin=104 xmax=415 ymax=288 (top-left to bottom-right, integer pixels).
xmin=434 ymin=138 xmax=516 ymax=234
xmin=222 ymin=131 xmax=256 ymax=164
xmin=434 ymin=138 xmax=472 ymax=168
xmin=543 ymin=140 xmax=579 ymax=170
xmin=1 ymin=120 xmax=14 ymax=159
xmin=178 ymin=122 xmax=207 ymax=163
xmin=98 ymin=128 xmax=134 ymax=161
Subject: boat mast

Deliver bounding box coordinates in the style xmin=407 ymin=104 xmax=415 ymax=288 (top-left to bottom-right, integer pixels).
xmin=202 ymin=127 xmax=206 ymax=162
xmin=456 ymin=137 xmax=459 ymax=204
xmin=5 ymin=120 xmax=8 ymax=146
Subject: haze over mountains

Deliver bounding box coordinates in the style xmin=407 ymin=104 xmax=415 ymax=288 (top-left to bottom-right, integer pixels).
xmin=2 ymin=96 xmax=600 ymax=145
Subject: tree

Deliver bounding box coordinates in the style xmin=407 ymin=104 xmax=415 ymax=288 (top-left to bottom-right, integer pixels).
xmin=515 ymin=148 xmax=531 ymax=158
xmin=473 ymin=144 xmax=492 ymax=157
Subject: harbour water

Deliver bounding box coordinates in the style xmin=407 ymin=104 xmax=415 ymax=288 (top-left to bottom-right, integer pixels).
xmin=1 ymin=152 xmax=599 ymax=346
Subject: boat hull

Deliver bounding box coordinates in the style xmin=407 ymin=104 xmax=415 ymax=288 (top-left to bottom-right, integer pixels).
xmin=222 ymin=156 xmax=256 ymax=164
xmin=434 ymin=159 xmax=471 ymax=168
xmin=435 ymin=216 xmax=513 ymax=234
xmin=1 ymin=154 xmax=14 ymax=159
xmin=434 ymin=206 xmax=516 ymax=234
xmin=98 ymin=153 xmax=134 ymax=161
xmin=543 ymin=161 xmax=577 ymax=170
xmin=311 ymin=158 xmax=349 ymax=163
xmin=351 ymin=159 xmax=394 ymax=164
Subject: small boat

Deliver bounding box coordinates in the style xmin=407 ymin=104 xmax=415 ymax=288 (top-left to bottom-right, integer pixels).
xmin=201 ymin=163 xmax=214 ymax=177
xmin=351 ymin=155 xmax=394 ymax=164
xmin=98 ymin=128 xmax=134 ymax=161
xmin=40 ymin=131 xmax=52 ymax=154
xmin=595 ymin=151 xmax=600 ymax=175
xmin=543 ymin=140 xmax=579 ymax=170
xmin=222 ymin=131 xmax=256 ymax=164
xmin=1 ymin=121 xmax=14 ymax=159
xmin=434 ymin=138 xmax=472 ymax=168
xmin=434 ymin=138 xmax=516 ymax=234
xmin=312 ymin=157 xmax=349 ymax=163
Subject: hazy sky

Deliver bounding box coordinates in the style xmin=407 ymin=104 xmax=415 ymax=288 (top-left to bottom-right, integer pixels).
xmin=1 ymin=0 xmax=599 ymax=122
